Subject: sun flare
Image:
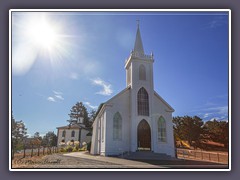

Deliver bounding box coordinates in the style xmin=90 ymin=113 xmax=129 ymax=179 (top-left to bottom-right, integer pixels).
xmin=26 ymin=16 xmax=58 ymax=50
xmin=12 ymin=13 xmax=71 ymax=75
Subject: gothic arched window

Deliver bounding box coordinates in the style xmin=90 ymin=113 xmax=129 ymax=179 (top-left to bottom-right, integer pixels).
xmin=137 ymin=87 xmax=149 ymax=116
xmin=139 ymin=64 xmax=146 ymax=80
xmin=113 ymin=112 xmax=122 ymax=140
xmin=71 ymin=130 xmax=75 ymax=137
xmin=62 ymin=130 xmax=66 ymax=137
xmin=158 ymin=117 xmax=167 ymax=142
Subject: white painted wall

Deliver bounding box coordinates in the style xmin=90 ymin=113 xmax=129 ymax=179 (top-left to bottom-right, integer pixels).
xmin=104 ymin=89 xmax=130 ymax=156
xmin=57 ymin=128 xmax=91 ymax=147
xmin=57 ymin=129 xmax=80 ymax=146
xmin=152 ymin=93 xmax=175 ymax=157
xmin=90 ymin=119 xmax=99 ymax=154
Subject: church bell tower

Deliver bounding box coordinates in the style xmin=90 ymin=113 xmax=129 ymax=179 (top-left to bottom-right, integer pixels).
xmin=125 ymin=21 xmax=155 ymax=151
xmin=125 ymin=21 xmax=154 ymax=89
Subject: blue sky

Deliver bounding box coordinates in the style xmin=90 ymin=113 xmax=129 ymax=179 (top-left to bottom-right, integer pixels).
xmin=11 ymin=11 xmax=229 ymax=137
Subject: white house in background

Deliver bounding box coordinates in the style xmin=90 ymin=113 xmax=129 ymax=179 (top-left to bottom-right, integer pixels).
xmin=57 ymin=119 xmax=92 ymax=147
xmin=90 ymin=23 xmax=175 ymax=157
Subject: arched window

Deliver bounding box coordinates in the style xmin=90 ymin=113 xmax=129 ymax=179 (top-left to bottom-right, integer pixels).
xmin=139 ymin=64 xmax=146 ymax=80
xmin=71 ymin=130 xmax=75 ymax=137
xmin=158 ymin=117 xmax=167 ymax=142
xmin=137 ymin=87 xmax=149 ymax=116
xmin=113 ymin=112 xmax=122 ymax=140
xmin=62 ymin=130 xmax=66 ymax=137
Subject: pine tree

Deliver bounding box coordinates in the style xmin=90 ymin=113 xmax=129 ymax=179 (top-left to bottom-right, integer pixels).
xmin=68 ymin=102 xmax=89 ymax=127
xmin=173 ymin=116 xmax=204 ymax=147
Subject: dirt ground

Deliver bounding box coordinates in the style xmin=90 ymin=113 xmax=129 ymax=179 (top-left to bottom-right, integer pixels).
xmin=11 ymin=151 xmax=229 ymax=169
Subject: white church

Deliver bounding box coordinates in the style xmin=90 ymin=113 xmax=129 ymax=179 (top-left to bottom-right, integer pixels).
xmin=91 ymin=23 xmax=176 ymax=158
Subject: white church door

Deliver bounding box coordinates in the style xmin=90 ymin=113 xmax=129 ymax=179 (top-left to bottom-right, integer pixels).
xmin=137 ymin=119 xmax=151 ymax=151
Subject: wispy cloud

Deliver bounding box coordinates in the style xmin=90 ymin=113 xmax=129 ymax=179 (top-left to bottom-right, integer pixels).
xmin=203 ymin=16 xmax=228 ymax=29
xmin=53 ymin=90 xmax=63 ymax=95
xmin=53 ymin=91 xmax=64 ymax=100
xmin=84 ymin=102 xmax=98 ymax=109
xmin=47 ymin=97 xmax=56 ymax=102
xmin=55 ymin=94 xmax=64 ymax=100
xmin=195 ymin=106 xmax=228 ymax=121
xmin=47 ymin=91 xmax=64 ymax=102
xmin=92 ymin=78 xmax=113 ymax=96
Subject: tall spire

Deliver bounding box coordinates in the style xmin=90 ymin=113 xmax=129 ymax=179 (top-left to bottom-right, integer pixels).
xmin=133 ymin=20 xmax=144 ymax=54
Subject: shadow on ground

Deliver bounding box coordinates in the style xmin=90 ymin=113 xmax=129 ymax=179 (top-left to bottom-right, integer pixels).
xmin=127 ymin=158 xmax=229 ymax=169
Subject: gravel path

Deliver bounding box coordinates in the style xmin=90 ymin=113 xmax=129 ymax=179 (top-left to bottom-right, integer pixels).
xmin=12 ymin=151 xmax=228 ymax=169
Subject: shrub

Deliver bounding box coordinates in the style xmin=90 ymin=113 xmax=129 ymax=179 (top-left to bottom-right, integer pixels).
xmin=79 ymin=146 xmax=87 ymax=151
xmin=66 ymin=146 xmax=73 ymax=152
xmin=60 ymin=148 xmax=67 ymax=153
xmin=87 ymin=142 xmax=91 ymax=152
xmin=72 ymin=147 xmax=79 ymax=152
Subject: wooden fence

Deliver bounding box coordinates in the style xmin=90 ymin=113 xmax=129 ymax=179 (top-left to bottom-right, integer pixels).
xmin=177 ymin=148 xmax=228 ymax=164
xmin=12 ymin=146 xmax=59 ymax=159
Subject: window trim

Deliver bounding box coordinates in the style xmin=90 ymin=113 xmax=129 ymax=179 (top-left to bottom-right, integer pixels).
xmin=71 ymin=130 xmax=75 ymax=137
xmin=158 ymin=116 xmax=167 ymax=143
xmin=62 ymin=130 xmax=66 ymax=137
xmin=137 ymin=87 xmax=149 ymax=116
xmin=113 ymin=112 xmax=122 ymax=141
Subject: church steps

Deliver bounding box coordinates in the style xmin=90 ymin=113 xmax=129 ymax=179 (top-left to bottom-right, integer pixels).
xmin=121 ymin=151 xmax=176 ymax=160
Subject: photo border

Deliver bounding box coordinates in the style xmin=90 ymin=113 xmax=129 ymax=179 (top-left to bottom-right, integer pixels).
xmin=9 ymin=9 xmax=231 ymax=172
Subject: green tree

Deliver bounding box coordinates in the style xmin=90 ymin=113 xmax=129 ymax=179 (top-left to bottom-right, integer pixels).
xmin=11 ymin=113 xmax=28 ymax=158
xmin=173 ymin=116 xmax=204 ymax=147
xmin=204 ymin=119 xmax=229 ymax=148
xmin=68 ymin=102 xmax=90 ymax=127
xmin=30 ymin=132 xmax=42 ymax=148
xmin=88 ymin=109 xmax=97 ymax=127
xmin=42 ymin=131 xmax=57 ymax=147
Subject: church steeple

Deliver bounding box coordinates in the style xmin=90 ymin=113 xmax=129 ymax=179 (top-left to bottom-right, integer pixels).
xmin=133 ymin=20 xmax=144 ymax=55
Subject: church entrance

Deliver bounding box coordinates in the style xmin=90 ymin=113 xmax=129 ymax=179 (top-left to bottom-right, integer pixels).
xmin=137 ymin=119 xmax=151 ymax=151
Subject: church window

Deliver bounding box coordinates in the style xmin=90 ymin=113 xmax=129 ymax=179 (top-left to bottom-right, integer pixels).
xmin=137 ymin=87 xmax=149 ymax=116
xmin=62 ymin=130 xmax=66 ymax=137
xmin=139 ymin=64 xmax=146 ymax=80
xmin=71 ymin=130 xmax=75 ymax=137
xmin=113 ymin=112 xmax=122 ymax=141
xmin=158 ymin=117 xmax=167 ymax=142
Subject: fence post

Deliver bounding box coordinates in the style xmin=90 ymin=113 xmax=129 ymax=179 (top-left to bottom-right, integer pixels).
xmin=217 ymin=153 xmax=220 ymax=162
xmin=209 ymin=153 xmax=210 ymax=161
xmin=38 ymin=148 xmax=40 ymax=156
xmin=23 ymin=148 xmax=26 ymax=158
xmin=201 ymin=150 xmax=203 ymax=160
xmin=43 ymin=147 xmax=45 ymax=155
xmin=31 ymin=145 xmax=33 ymax=157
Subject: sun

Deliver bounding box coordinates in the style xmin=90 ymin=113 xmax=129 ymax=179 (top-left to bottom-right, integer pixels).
xmin=12 ymin=13 xmax=70 ymax=75
xmin=26 ymin=16 xmax=58 ymax=50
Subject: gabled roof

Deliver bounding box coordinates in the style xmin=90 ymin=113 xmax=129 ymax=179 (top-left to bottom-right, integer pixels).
xmin=93 ymin=86 xmax=131 ymax=122
xmin=154 ymin=91 xmax=175 ymax=112
xmin=105 ymin=86 xmax=131 ymax=104
xmin=57 ymin=123 xmax=90 ymax=131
